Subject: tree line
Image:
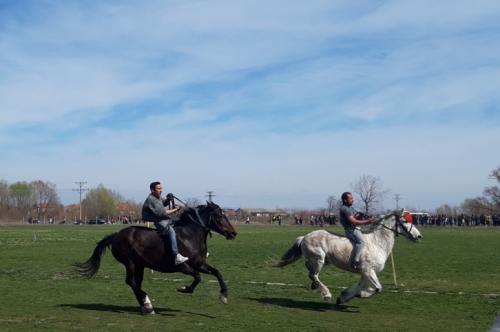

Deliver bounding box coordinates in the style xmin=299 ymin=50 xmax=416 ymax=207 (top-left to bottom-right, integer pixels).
xmin=0 ymin=180 xmax=136 ymax=222
xmin=2 ymin=165 xmax=499 ymax=222
xmin=0 ymin=180 xmax=63 ymax=221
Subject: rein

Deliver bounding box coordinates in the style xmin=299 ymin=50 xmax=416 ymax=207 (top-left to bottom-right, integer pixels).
xmin=185 ymin=207 xmax=213 ymax=238
xmin=170 ymin=194 xmax=218 ymax=238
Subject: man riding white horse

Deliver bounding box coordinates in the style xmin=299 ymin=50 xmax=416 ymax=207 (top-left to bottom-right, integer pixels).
xmin=339 ymin=192 xmax=373 ymax=270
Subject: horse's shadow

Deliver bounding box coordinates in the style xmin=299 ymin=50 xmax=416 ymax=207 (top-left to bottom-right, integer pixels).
xmin=243 ymin=297 xmax=359 ymax=313
xmin=57 ymin=303 xmax=179 ymax=316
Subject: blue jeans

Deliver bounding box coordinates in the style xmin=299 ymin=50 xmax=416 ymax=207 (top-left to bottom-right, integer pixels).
xmin=154 ymin=219 xmax=179 ymax=255
xmin=346 ymin=228 xmax=366 ymax=262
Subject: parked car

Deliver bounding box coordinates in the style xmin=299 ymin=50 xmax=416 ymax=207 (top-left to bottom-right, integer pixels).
xmin=73 ymin=220 xmax=85 ymax=225
xmin=87 ymin=219 xmax=108 ymax=225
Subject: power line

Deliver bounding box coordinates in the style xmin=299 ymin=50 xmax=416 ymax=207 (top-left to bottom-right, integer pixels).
xmin=393 ymin=194 xmax=402 ymax=209
xmin=205 ymin=191 xmax=216 ymax=203
xmin=73 ymin=182 xmax=89 ymax=221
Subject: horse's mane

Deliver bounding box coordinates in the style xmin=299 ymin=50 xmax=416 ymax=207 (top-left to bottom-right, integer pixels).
xmin=171 ymin=204 xmax=214 ymax=224
xmin=366 ymin=212 xmax=395 ymax=233
xmin=168 ymin=202 xmax=221 ymax=226
xmin=366 ymin=208 xmax=406 ymax=233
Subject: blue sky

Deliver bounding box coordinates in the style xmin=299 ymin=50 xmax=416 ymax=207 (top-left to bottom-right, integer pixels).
xmin=1 ymin=0 xmax=499 ymax=212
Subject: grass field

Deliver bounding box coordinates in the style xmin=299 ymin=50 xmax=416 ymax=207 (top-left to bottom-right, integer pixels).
xmin=0 ymin=223 xmax=499 ymax=331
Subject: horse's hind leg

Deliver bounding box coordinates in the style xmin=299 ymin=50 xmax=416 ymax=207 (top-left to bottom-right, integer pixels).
xmin=360 ymin=269 xmax=382 ymax=298
xmin=176 ymin=265 xmax=202 ymax=295
xmin=305 ymin=258 xmax=332 ymax=303
xmin=305 ymin=261 xmax=319 ymax=290
xmin=124 ymin=263 xmax=154 ymax=314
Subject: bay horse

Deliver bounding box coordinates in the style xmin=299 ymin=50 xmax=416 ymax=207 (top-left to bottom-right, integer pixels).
xmin=270 ymin=208 xmax=421 ymax=305
xmin=74 ymin=201 xmax=237 ymax=314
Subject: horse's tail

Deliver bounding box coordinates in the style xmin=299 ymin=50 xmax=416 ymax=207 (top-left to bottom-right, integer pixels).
xmin=269 ymin=236 xmax=304 ymax=268
xmin=74 ymin=233 xmax=116 ymax=278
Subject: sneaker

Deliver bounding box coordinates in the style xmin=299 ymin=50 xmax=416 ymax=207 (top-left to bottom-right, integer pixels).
xmin=174 ymin=254 xmax=188 ymax=265
xmin=351 ymin=261 xmax=362 ymax=270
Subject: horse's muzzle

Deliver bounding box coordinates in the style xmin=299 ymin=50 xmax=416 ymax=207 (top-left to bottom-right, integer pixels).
xmin=225 ymin=232 xmax=237 ymax=240
xmin=411 ymin=235 xmax=422 ymax=242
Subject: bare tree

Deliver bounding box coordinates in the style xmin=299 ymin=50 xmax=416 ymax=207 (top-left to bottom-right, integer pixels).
xmin=30 ymin=180 xmax=62 ymax=219
xmin=350 ymin=175 xmax=390 ymax=214
xmin=326 ymin=196 xmax=340 ymax=215
xmin=185 ymin=197 xmax=202 ymax=208
xmin=461 ymin=198 xmax=484 ymax=215
xmin=483 ymin=165 xmax=500 ymax=210
xmin=435 ymin=204 xmax=455 ymax=217
xmin=461 ymin=165 xmax=500 ymax=214
xmin=0 ymin=180 xmax=10 ymax=213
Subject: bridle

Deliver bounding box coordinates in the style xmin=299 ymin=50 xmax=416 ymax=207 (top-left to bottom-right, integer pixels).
xmin=169 ymin=194 xmax=225 ymax=238
xmin=376 ymin=211 xmax=416 ymax=239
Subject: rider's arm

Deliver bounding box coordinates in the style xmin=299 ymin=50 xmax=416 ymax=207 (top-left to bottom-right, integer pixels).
xmin=348 ymin=215 xmax=373 ymax=226
xmin=165 ymin=205 xmax=181 ymax=215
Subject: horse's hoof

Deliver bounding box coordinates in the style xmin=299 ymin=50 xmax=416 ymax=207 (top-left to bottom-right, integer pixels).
xmin=177 ymin=286 xmax=188 ymax=293
xmin=142 ymin=306 xmax=156 ymax=315
xmin=336 ymin=297 xmax=342 ymax=305
xmin=324 ymin=296 xmax=332 ymax=303
xmin=220 ymin=294 xmax=228 ymax=304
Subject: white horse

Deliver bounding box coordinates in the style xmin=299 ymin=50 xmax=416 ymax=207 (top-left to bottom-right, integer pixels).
xmin=270 ymin=208 xmax=422 ymax=304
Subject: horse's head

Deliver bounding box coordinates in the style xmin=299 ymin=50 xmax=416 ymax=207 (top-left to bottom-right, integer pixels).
xmin=198 ymin=201 xmax=237 ymax=240
xmin=394 ymin=208 xmax=422 ymax=242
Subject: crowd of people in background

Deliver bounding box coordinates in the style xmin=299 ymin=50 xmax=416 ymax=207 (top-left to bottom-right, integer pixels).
xmin=271 ymin=212 xmax=500 ymax=228
xmin=411 ymin=213 xmax=500 ymax=227
xmin=291 ymin=214 xmax=337 ymax=226
xmin=27 ymin=211 xmax=500 ymax=228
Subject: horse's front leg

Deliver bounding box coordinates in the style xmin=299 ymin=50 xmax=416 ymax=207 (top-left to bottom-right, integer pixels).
xmin=355 ymin=274 xmax=377 ymax=298
xmin=196 ymin=262 xmax=229 ymax=304
xmin=337 ymin=280 xmax=363 ymax=305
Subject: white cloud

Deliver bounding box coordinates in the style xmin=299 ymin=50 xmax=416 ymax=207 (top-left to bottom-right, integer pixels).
xmin=1 ymin=0 xmax=499 ymax=211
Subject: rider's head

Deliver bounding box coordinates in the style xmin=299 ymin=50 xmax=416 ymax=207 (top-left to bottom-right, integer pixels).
xmin=341 ymin=192 xmax=354 ymax=207
xmin=150 ymin=182 xmax=162 ymax=198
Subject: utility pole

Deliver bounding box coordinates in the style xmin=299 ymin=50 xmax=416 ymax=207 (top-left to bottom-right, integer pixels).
xmin=393 ymin=194 xmax=401 ymax=209
xmin=205 ymin=191 xmax=216 ymax=203
xmin=73 ymin=182 xmax=89 ymax=221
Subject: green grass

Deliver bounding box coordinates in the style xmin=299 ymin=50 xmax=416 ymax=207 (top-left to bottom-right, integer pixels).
xmin=0 ymin=224 xmax=499 ymax=331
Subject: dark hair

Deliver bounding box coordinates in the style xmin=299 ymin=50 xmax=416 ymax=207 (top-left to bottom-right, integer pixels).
xmin=150 ymin=182 xmax=161 ymax=191
xmin=341 ymin=192 xmax=352 ymax=203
